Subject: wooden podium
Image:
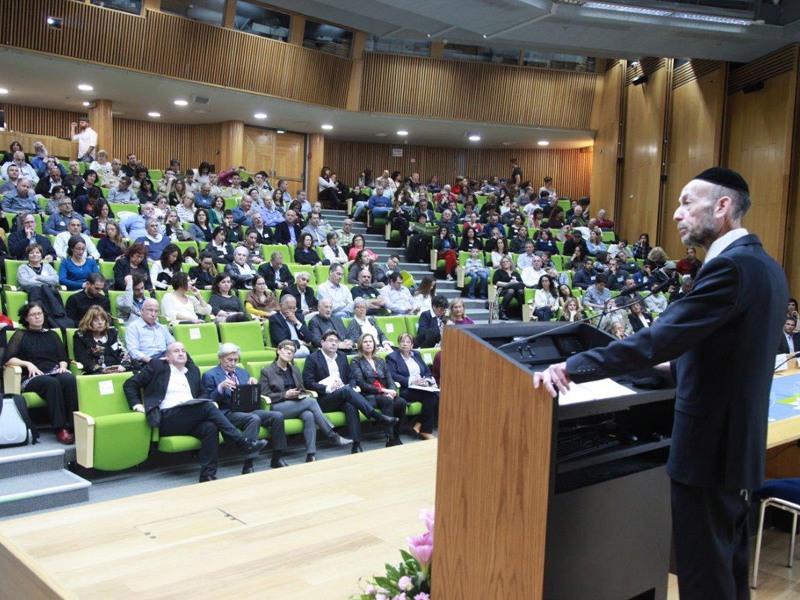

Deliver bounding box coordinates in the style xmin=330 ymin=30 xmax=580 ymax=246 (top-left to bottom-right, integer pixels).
xmin=431 ymin=325 xmax=673 ymax=600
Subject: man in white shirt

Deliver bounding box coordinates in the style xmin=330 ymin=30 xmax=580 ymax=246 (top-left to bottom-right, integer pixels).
xmin=317 ymin=264 xmax=353 ymax=317
xmin=520 ymin=255 xmax=547 ymax=287
xmin=379 ymin=272 xmax=417 ymax=314
xmin=54 ymin=218 xmax=100 ymax=260
xmin=1 ymin=151 xmax=39 ymax=184
xmin=107 ymin=176 xmax=137 ymax=204
xmin=70 ymin=117 xmax=98 ymax=162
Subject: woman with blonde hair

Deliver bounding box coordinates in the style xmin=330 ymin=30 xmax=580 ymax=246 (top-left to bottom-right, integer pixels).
xmin=73 ymin=305 xmax=130 ymax=375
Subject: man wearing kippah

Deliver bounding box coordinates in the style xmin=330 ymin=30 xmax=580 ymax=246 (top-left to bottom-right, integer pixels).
xmin=536 ymin=167 xmax=789 ymax=599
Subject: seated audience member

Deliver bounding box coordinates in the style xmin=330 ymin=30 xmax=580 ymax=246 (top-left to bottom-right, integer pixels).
xmin=416 ymin=295 xmax=449 ymax=348
xmin=54 ymin=218 xmax=100 ymax=260
xmin=8 ymin=213 xmax=57 ymax=261
xmin=295 ymin=233 xmax=324 ymax=266
xmin=205 ymin=226 xmax=235 ymax=264
xmin=335 ymin=219 xmax=356 ymax=249
xmin=571 ymin=257 xmax=598 ymax=290
xmin=135 ymin=218 xmax=170 ymax=261
xmin=274 ymin=209 xmax=302 ymax=245
xmin=323 ymin=232 xmax=348 ymax=265
xmin=188 ymin=251 xmax=218 ymax=290
xmin=161 ymin=272 xmax=212 ymax=325
xmin=520 ymin=255 xmax=548 ymax=288
xmin=73 ymin=305 xmax=130 ymax=375
xmin=2 ymin=150 xmax=38 ymax=182
xmin=583 ymin=274 xmax=611 ymax=312
xmin=269 ymin=295 xmax=313 ymax=357
xmin=309 ymin=298 xmax=353 ymax=351
xmin=63 ymin=161 xmax=85 ymax=189
xmin=59 ymin=236 xmax=100 ymax=290
xmin=114 ymin=242 xmax=151 ymax=291
xmin=282 ymin=270 xmax=318 ymax=318
xmin=644 ymin=287 xmax=669 ymax=315
xmin=248 ymin=212 xmax=274 ymax=245
xmin=560 ymin=297 xmax=585 ymax=322
xmin=107 ymin=176 xmax=136 ymax=204
xmin=258 ymin=251 xmax=294 ymax=292
xmin=117 ymin=274 xmax=151 ymax=324
xmin=150 ymin=243 xmax=183 ymax=290
xmin=386 ymin=333 xmax=439 ymax=440
xmin=202 ymin=343 xmax=288 ymax=472
xmin=5 ymin=302 xmax=77 ymax=444
xmin=238 ymin=228 xmax=265 ymax=266
xmin=3 ymin=178 xmax=42 ymax=215
xmin=597 ymin=297 xmax=633 ymax=336
xmin=380 ymin=271 xmax=416 ymax=314
xmin=675 ymin=246 xmax=702 ymax=279
xmin=97 ymin=221 xmax=126 ymax=262
xmin=244 ymin=274 xmax=278 ymax=320
xmin=463 ymin=247 xmax=489 ymax=299
xmin=317 ymin=264 xmax=353 ymax=318
xmin=448 ymin=298 xmax=474 ymax=325
xmin=17 ymin=243 xmax=59 ymax=296
xmin=493 ymin=256 xmax=524 ymax=321
xmin=0 ymin=163 xmax=21 ymax=195
xmin=586 ymin=229 xmax=607 ymax=257
xmin=125 ymin=298 xmax=174 ymax=363
xmin=350 ymin=268 xmax=387 ymax=315
xmin=300 ymin=213 xmax=330 ymax=247
xmin=375 ymin=254 xmax=401 ymax=287
xmin=595 ymin=209 xmax=614 ymax=229
xmin=65 ymin=272 xmax=110 ymax=324
xmin=117 ymin=202 xmax=155 ymax=241
xmin=209 ymin=273 xmax=248 ymax=322
xmin=516 ymin=241 xmax=537 ymax=270
xmin=259 ymin=340 xmax=351 ymax=463
xmin=629 ymin=300 xmax=653 ymax=333
xmin=303 ymin=329 xmax=398 ymax=454
xmin=189 ymin=208 xmax=214 ymax=243
xmin=350 ymin=333 xmax=406 ymax=447
xmin=532 ymin=275 xmax=559 ymax=322
xmin=45 ymin=196 xmax=86 ymax=238
xmin=224 ymin=246 xmax=256 ymax=289
xmin=348 ymin=234 xmax=377 ymax=262
xmin=124 ymin=341 xmax=267 ymax=482
xmin=434 ymin=226 xmax=458 ymax=281
xmin=345 ymin=297 xmax=394 ymax=350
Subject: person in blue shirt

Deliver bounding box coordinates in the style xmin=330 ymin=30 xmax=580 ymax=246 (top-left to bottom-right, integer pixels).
xmin=58 ymin=236 xmax=99 ymax=290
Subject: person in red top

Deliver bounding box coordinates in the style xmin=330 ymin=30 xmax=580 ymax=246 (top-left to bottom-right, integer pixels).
xmin=675 ymin=246 xmax=703 ymax=278
xmin=595 ymin=209 xmax=615 ymax=229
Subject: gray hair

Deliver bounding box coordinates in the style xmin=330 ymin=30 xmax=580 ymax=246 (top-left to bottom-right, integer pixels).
xmin=353 ymin=297 xmax=368 ymax=308
xmin=218 ymin=342 xmax=240 ymax=358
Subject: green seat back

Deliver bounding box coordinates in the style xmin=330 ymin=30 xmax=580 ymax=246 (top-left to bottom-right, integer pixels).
xmin=172 ymin=323 xmax=220 ymax=364
xmin=218 ymin=320 xmax=265 ymax=355
xmin=374 ymin=316 xmax=407 ymax=346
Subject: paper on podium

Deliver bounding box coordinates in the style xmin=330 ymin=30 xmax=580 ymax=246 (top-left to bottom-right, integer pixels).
xmin=558 ymin=378 xmax=633 ymax=405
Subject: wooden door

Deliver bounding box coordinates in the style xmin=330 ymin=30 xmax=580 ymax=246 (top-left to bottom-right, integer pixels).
xmin=243 ymin=127 xmax=306 ymax=193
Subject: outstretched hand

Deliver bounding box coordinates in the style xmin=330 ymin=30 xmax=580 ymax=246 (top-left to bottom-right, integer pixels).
xmin=532 ymin=362 xmax=572 ymax=397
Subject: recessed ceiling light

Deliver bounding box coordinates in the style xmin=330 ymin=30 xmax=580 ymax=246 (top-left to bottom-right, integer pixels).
xmin=468 ymin=134 xmax=481 ymax=142
xmin=397 ymin=130 xmax=409 ymax=136
xmin=276 ymin=130 xmax=286 ymax=134
xmin=254 ymin=112 xmax=267 ymax=119
xmin=82 ymin=101 xmax=90 ymax=107
xmin=375 ymin=132 xmax=388 ymax=137
xmin=77 ymin=84 xmax=93 ymax=92
xmin=174 ymin=99 xmax=188 ymax=106
xmin=0 ymin=87 xmax=10 ymax=95
xmin=148 ymin=111 xmax=161 ymax=118
xmin=321 ymin=124 xmax=333 ymax=130
xmin=501 ymin=142 xmax=513 ymax=146
xmin=538 ymin=140 xmax=550 ymax=146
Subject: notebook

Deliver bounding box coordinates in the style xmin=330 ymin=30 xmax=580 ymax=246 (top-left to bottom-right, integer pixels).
xmin=230 ymin=384 xmax=260 ymax=413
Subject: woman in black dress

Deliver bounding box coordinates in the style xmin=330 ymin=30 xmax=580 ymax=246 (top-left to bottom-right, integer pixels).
xmin=73 ymin=305 xmax=130 ymax=375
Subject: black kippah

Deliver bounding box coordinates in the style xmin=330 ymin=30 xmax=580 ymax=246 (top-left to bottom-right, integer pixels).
xmin=693 ymin=167 xmax=749 ymax=195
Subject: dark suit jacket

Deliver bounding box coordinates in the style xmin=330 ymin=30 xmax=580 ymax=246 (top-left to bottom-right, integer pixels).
xmin=308 ymin=314 xmax=348 ymax=347
xmin=258 ymin=262 xmax=295 ymax=291
xmin=386 ymin=350 xmax=432 ymax=389
xmin=259 ymin=361 xmax=305 ymax=404
xmin=201 ymin=365 xmax=250 ymax=409
xmin=302 ymin=350 xmax=352 ymax=397
xmin=344 ymin=317 xmax=389 ymax=346
xmin=7 ymin=232 xmax=57 ymax=261
xmin=566 ymin=234 xmax=788 ymax=490
xmin=123 ymin=358 xmax=204 ymax=427
xmin=281 ymin=284 xmax=318 ymax=315
xmin=268 ymin=312 xmax=312 ymax=349
xmin=274 ymin=221 xmax=302 ymax=245
xmin=350 ymin=356 xmax=394 ymax=396
xmin=629 ymin=311 xmax=654 ymax=333
xmin=416 ymin=310 xmax=443 ymax=348
xmin=777 ymin=332 xmax=800 ymax=354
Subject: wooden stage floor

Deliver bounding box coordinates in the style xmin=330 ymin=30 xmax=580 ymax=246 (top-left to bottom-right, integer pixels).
xmin=0 ymin=442 xmax=438 ymax=600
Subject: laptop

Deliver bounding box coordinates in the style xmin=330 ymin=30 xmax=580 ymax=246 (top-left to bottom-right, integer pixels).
xmin=230 ymin=384 xmax=260 ymax=413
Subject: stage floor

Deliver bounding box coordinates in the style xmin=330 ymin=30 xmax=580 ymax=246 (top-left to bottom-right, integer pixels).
xmin=0 ymin=441 xmax=438 ymax=599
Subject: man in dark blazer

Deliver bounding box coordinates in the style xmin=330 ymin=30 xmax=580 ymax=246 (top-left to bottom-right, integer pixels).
xmin=268 ymin=295 xmax=313 ymax=357
xmin=124 ymin=342 xmax=267 ymax=482
xmin=274 ymin=209 xmax=302 ymax=245
xmin=201 ymin=342 xmax=288 ymax=473
xmin=535 ymin=168 xmax=789 ymax=599
xmin=7 ymin=212 xmax=57 ymax=260
xmin=257 ymin=251 xmax=294 ymax=292
xmin=308 ymin=298 xmax=353 ymax=351
xmin=281 ymin=270 xmax=318 ymax=319
xmin=302 ymin=329 xmax=398 ymax=453
xmin=777 ymin=316 xmax=800 ymax=355
xmin=416 ymin=295 xmax=449 ymax=348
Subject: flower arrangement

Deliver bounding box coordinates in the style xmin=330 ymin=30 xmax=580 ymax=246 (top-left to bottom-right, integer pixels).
xmin=354 ymin=508 xmax=434 ymax=600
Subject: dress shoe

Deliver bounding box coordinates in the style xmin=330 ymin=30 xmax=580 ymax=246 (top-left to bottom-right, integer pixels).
xmin=306 ymin=453 xmax=316 ymax=463
xmin=386 ymin=437 xmax=404 ymax=448
xmin=238 ymin=438 xmax=268 ymax=454
xmin=374 ymin=413 xmax=399 ymax=427
xmin=351 ymin=442 xmax=363 ymax=454
xmin=419 ymin=432 xmax=436 ymax=441
xmin=241 ymin=459 xmax=255 ymax=475
xmin=270 ymin=457 xmax=289 ymax=469
xmin=329 ymin=433 xmax=353 ymax=447
xmin=199 ymin=474 xmax=218 ymax=483
xmin=56 ymin=429 xmax=74 ymax=445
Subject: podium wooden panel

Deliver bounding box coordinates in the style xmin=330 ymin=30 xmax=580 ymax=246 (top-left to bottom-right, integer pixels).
xmin=432 ymin=327 xmax=554 ymax=599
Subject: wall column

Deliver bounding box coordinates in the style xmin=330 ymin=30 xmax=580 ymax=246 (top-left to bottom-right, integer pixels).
xmin=346 ymin=31 xmax=367 ymax=111
xmin=89 ymin=99 xmax=113 ymax=159
xmin=222 ymin=0 xmax=236 ymax=29
xmin=308 ymin=133 xmax=325 ymax=201
xmin=219 ymin=120 xmax=244 ymax=172
xmin=288 ymin=15 xmax=306 ymax=45
xmin=430 ymin=42 xmax=444 ymax=59
xmin=141 ymin=0 xmax=160 ymax=11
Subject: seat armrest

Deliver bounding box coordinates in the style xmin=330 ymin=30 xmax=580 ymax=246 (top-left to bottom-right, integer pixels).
xmin=4 ymin=365 xmax=22 ymax=394
xmin=73 ymin=411 xmax=96 ymax=469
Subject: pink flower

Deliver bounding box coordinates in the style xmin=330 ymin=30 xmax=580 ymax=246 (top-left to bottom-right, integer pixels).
xmin=397 ymin=576 xmax=413 ymax=591
xmin=365 ymin=584 xmax=376 ymax=596
xmin=414 ymin=594 xmax=430 ymax=600
xmin=392 ymin=594 xmax=407 ymax=600
xmin=419 ymin=508 xmax=435 ymax=533
xmin=376 ymin=594 xmax=388 ymax=600
xmin=407 ymin=532 xmax=433 ymax=568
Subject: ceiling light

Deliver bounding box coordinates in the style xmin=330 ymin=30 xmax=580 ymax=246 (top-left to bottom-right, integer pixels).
xmin=148 ymin=111 xmax=161 ymax=118
xmin=0 ymin=88 xmax=8 ymax=95
xmin=174 ymin=99 xmax=188 ymax=106
xmin=673 ymin=12 xmax=752 ymax=26
xmin=321 ymin=124 xmax=333 ymax=130
xmin=77 ymin=84 xmax=93 ymax=91
xmin=254 ymin=112 xmax=267 ymax=119
xmin=82 ymin=101 xmax=90 ymax=107
xmin=397 ymin=130 xmax=408 ymax=136
xmin=375 ymin=132 xmax=388 ymax=137
xmin=468 ymin=134 xmax=481 ymax=142
xmin=538 ymin=140 xmax=550 ymax=146
xmin=276 ymin=130 xmax=285 ymax=134
xmin=583 ymin=2 xmax=671 ymax=16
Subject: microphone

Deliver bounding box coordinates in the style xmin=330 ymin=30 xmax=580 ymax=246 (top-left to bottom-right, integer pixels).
xmin=775 ymin=351 xmax=800 ymax=372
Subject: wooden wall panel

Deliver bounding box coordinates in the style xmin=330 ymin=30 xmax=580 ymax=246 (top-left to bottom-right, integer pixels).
xmin=725 ymin=69 xmax=797 ymax=266
xmin=325 ymin=141 xmax=592 ymax=200
xmin=361 ymin=54 xmax=597 ymax=130
xmin=662 ymin=63 xmax=726 ymax=261
xmin=1 ymin=103 xmax=83 ymax=140
xmin=619 ymin=64 xmax=669 ymax=245
xmin=112 ymin=118 xmax=222 ymax=171
xmin=0 ymin=131 xmax=76 ymax=160
xmin=272 ymin=132 xmax=305 ymax=185
xmin=589 ymin=62 xmax=624 ymax=220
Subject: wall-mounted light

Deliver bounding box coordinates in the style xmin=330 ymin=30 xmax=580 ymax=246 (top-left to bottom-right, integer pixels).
xmin=631 ymin=74 xmax=648 ymax=86
xmin=46 ymin=16 xmax=62 ymax=29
